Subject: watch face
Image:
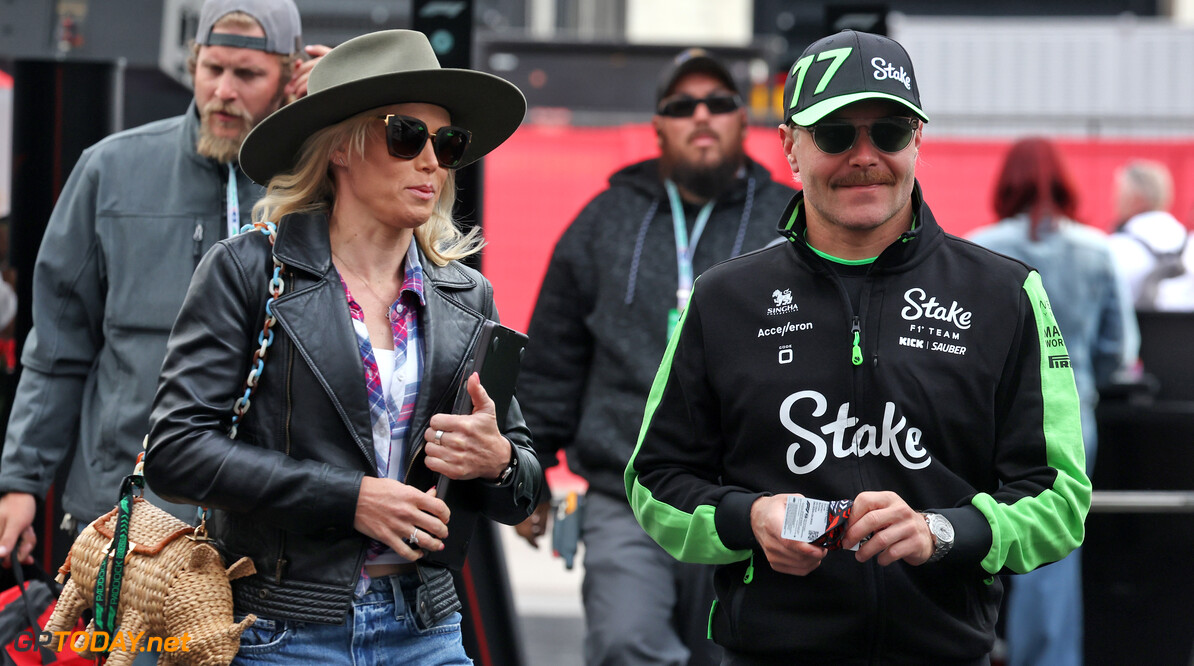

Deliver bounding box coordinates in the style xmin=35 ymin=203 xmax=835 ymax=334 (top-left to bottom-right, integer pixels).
xmin=930 ymin=514 xmax=954 ymax=541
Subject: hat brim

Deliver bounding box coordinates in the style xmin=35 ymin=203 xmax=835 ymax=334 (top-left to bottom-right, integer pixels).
xmin=239 ymin=68 xmax=526 ymax=185
xmin=789 ymin=92 xmax=929 ymax=127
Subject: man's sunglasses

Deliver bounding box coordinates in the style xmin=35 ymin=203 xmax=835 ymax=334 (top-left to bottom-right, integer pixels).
xmin=377 ymin=114 xmax=472 ymax=169
xmin=796 ymin=117 xmax=919 ymax=155
xmin=656 ymin=93 xmax=743 ymax=118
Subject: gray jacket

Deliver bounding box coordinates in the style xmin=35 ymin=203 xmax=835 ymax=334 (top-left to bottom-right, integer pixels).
xmin=517 ymin=157 xmax=796 ymax=498
xmin=0 ymin=103 xmax=263 ymax=524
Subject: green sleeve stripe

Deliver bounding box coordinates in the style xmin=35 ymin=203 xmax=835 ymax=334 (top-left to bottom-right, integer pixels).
xmin=625 ymin=288 xmax=750 ymax=564
xmin=976 ymin=271 xmax=1091 ymax=574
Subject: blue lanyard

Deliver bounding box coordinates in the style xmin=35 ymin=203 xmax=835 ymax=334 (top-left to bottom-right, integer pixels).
xmin=665 ymin=180 xmax=714 ymax=311
xmin=226 ymin=163 xmax=240 ymax=237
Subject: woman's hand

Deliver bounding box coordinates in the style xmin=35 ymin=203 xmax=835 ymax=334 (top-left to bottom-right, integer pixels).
xmin=424 ymin=373 xmax=513 ymax=482
xmin=353 ymin=479 xmax=449 ymax=560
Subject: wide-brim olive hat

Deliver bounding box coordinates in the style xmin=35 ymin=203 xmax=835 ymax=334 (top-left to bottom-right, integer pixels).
xmin=239 ymin=29 xmax=526 ymax=185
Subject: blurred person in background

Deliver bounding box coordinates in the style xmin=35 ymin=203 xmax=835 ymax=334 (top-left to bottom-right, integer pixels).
xmin=969 ymin=137 xmax=1139 ymax=666
xmin=0 ymin=0 xmax=328 ymax=568
xmin=513 ymin=48 xmax=796 ymax=665
xmin=1108 ymin=159 xmax=1194 ymax=310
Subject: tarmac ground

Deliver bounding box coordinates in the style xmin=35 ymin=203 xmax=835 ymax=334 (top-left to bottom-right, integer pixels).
xmin=501 ymin=523 xmax=586 ymax=666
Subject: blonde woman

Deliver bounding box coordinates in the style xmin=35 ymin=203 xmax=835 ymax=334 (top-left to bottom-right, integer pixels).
xmin=145 ymin=30 xmax=543 ymax=663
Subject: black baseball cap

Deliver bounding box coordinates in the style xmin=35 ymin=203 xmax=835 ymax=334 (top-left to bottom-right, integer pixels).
xmin=195 ymin=0 xmax=302 ymax=55
xmin=657 ymin=48 xmax=739 ymax=105
xmin=784 ymin=30 xmax=928 ymax=126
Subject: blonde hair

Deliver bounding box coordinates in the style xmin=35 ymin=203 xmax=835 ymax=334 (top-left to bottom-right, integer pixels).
xmin=1119 ymin=159 xmax=1174 ymax=213
xmin=251 ymin=111 xmax=483 ymax=266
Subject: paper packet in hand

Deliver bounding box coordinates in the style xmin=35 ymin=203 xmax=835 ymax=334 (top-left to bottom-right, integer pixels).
xmin=781 ymin=497 xmax=857 ymax=551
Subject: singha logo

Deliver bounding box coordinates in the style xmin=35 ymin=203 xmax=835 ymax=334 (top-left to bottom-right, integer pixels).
xmin=768 ymin=288 xmax=798 ymax=316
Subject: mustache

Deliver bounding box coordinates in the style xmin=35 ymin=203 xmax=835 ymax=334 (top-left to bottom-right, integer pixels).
xmin=201 ymin=100 xmax=253 ymax=124
xmin=687 ymin=127 xmax=720 ymax=143
xmin=832 ymin=170 xmax=895 ymax=187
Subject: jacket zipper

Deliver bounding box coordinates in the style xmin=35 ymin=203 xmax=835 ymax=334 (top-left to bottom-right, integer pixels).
xmin=276 ymin=271 xmax=295 ymax=584
xmin=850 ymin=316 xmax=863 ymax=366
xmin=192 ymin=222 xmax=204 ymax=270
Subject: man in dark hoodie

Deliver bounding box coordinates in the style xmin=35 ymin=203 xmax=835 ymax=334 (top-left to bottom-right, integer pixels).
xmin=514 ymin=49 xmax=795 ymax=665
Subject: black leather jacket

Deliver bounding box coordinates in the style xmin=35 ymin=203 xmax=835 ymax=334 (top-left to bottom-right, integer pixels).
xmin=145 ymin=212 xmax=543 ymax=624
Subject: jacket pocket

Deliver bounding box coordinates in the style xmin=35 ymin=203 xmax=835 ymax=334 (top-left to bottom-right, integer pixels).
xmin=97 ymin=213 xmax=211 ymax=332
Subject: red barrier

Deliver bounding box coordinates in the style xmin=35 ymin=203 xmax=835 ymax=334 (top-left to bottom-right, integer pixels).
xmin=484 ymin=124 xmax=1194 ymax=333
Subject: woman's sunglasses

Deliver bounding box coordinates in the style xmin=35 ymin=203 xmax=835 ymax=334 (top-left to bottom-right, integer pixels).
xmin=797 ymin=117 xmax=919 ymax=155
xmin=377 ymin=114 xmax=472 ymax=169
xmin=656 ymin=93 xmax=743 ymax=118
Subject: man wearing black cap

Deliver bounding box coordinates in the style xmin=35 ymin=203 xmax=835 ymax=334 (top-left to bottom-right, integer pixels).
xmin=514 ymin=49 xmax=795 ymax=665
xmin=627 ymin=30 xmax=1090 ymax=663
xmin=0 ymin=0 xmax=327 ymax=568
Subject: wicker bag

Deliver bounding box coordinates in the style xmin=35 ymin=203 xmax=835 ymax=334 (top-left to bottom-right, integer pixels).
xmin=44 ymin=496 xmax=256 ymax=666
xmin=42 ymin=223 xmax=285 ymax=666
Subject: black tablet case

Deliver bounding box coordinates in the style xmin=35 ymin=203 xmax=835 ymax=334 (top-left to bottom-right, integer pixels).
xmin=423 ymin=320 xmax=528 ymax=569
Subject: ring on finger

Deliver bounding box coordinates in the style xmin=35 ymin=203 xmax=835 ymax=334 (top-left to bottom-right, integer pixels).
xmin=407 ymin=529 xmax=419 ymax=547
xmin=434 ymin=429 xmax=444 ymax=443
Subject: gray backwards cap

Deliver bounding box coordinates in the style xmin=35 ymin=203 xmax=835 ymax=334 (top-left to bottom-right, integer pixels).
xmin=195 ymin=0 xmax=302 ymax=55
xmin=784 ymin=30 xmax=928 ymax=126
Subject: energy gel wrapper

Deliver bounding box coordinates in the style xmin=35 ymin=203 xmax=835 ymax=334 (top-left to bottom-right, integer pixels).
xmin=782 ymin=497 xmax=856 ymax=550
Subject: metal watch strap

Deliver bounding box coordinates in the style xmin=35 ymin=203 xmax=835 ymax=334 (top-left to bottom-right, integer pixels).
xmin=924 ymin=512 xmax=954 ymax=564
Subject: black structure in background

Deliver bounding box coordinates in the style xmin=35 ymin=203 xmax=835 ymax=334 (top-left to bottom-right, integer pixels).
xmin=1087 ymin=311 xmax=1194 ymax=666
xmin=413 ymin=0 xmax=484 ymax=273
xmin=8 ymin=60 xmax=122 ymax=573
xmin=476 ymin=38 xmax=776 ymax=124
xmin=410 ymin=4 xmax=529 ymax=665
xmin=753 ymin=0 xmax=1159 ymax=80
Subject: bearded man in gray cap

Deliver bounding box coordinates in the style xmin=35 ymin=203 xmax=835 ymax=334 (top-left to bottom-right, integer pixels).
xmin=0 ymin=0 xmax=327 ymax=566
xmin=626 ymin=30 xmax=1090 ymax=664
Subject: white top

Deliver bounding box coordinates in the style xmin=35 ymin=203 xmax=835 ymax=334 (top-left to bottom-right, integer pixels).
xmin=374 ymin=347 xmax=395 ymax=405
xmin=1109 ymin=210 xmax=1194 ymax=311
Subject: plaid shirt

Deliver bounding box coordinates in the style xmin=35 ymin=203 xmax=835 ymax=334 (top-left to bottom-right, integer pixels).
xmin=340 ymin=243 xmax=426 ymax=480
xmin=338 ymin=243 xmax=425 ymax=593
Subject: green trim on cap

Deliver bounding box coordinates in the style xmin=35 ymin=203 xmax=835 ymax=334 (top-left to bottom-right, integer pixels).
xmin=790 ymin=91 xmax=929 ymax=127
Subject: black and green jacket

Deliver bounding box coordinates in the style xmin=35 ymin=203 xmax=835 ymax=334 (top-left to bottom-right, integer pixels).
xmin=625 ymin=184 xmax=1090 ymax=663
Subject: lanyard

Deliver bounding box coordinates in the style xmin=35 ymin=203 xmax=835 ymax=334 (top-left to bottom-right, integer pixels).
xmin=226 ymin=162 xmax=240 ymax=237
xmin=666 ymin=179 xmax=714 ymax=311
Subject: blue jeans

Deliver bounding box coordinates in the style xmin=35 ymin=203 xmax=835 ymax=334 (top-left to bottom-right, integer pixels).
xmin=231 ymin=573 xmax=471 ymax=665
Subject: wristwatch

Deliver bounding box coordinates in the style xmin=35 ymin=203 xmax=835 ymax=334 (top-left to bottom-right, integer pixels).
xmin=923 ymin=512 xmax=954 ymax=564
xmin=493 ymin=442 xmax=518 ymax=486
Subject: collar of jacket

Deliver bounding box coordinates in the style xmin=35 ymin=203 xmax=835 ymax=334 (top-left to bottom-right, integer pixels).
xmin=776 ymin=180 xmax=944 ymax=273
xmin=614 ymin=156 xmax=772 ymax=205
xmin=267 ymin=211 xmax=483 ymax=475
xmin=271 ymin=211 xmax=478 ymax=290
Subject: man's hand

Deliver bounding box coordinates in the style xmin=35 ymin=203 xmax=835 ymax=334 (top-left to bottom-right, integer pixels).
xmin=514 ymin=501 xmax=551 ymax=548
xmin=0 ymin=492 xmax=38 ymax=566
xmin=285 ymin=44 xmax=332 ymax=102
xmin=841 ymin=491 xmax=934 ymax=566
xmin=750 ymin=494 xmax=826 ymax=576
